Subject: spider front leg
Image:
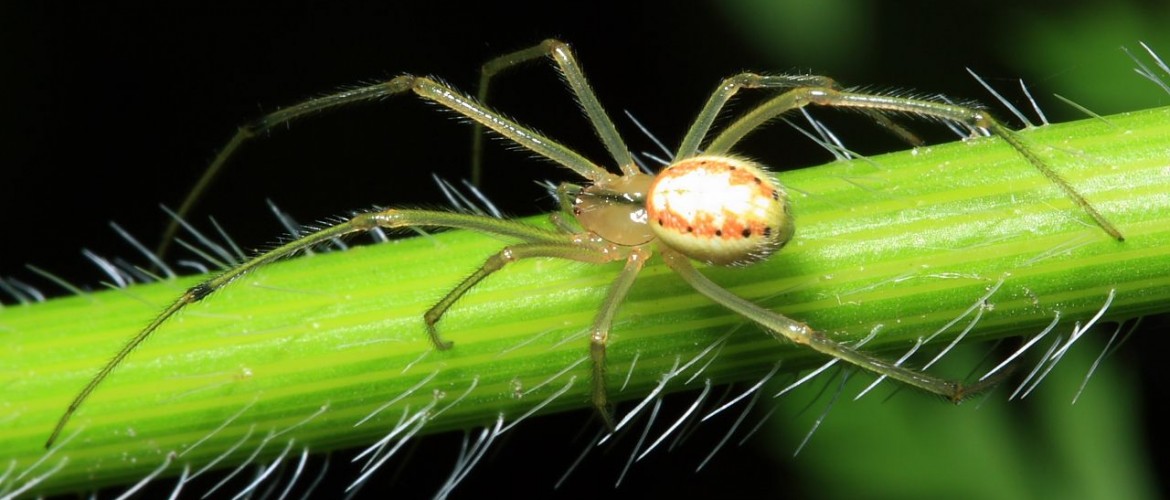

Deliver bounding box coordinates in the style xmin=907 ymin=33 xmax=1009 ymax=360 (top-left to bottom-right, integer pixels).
xmin=157 ymin=81 xmax=421 ymax=259
xmin=422 ymin=240 xmax=627 ymax=350
xmin=46 ymin=208 xmax=573 ymax=448
xmin=470 ymin=39 xmax=638 ymax=181
xmin=160 ymin=64 xmax=615 ymax=259
xmin=585 ymin=247 xmax=652 ymax=430
xmin=659 ymin=248 xmax=1004 ymax=402
xmin=410 ymin=215 xmax=645 ymax=431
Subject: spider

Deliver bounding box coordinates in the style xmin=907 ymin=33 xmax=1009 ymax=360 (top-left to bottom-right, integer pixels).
xmin=46 ymin=39 xmax=1123 ymax=448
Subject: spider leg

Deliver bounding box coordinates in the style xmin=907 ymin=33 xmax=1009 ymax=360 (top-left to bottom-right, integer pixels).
xmin=46 ymin=208 xmax=569 ymax=449
xmin=703 ymin=86 xmax=1124 ymax=241
xmin=423 ymin=240 xmax=626 ymax=350
xmin=587 ymin=247 xmax=652 ymax=430
xmin=159 ymin=69 xmax=614 ymax=260
xmin=470 ymin=39 xmax=637 ymax=181
xmin=676 ymin=73 xmax=921 ymax=160
xmin=659 ymin=248 xmax=1005 ymax=404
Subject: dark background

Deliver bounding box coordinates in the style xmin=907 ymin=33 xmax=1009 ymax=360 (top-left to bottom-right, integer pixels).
xmin=3 ymin=1 xmax=1167 ymax=498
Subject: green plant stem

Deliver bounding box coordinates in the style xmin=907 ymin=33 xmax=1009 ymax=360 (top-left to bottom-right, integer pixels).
xmin=3 ymin=106 xmax=1168 ymax=497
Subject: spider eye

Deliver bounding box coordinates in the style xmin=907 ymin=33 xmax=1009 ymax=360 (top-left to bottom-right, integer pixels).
xmin=646 ymin=155 xmax=794 ymax=266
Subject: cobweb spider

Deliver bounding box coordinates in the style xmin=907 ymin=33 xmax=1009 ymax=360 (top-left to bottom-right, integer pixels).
xmin=47 ymin=39 xmax=1123 ymax=447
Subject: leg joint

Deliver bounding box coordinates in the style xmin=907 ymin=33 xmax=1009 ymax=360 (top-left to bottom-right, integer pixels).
xmin=542 ymin=38 xmax=570 ymax=55
xmin=355 ymin=211 xmax=390 ymax=230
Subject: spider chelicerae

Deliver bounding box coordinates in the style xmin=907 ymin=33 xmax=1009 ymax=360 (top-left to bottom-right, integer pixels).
xmin=46 ymin=39 xmax=1122 ymax=448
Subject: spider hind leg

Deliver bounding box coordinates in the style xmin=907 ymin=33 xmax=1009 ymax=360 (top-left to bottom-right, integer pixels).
xmin=659 ymin=248 xmax=1002 ymax=404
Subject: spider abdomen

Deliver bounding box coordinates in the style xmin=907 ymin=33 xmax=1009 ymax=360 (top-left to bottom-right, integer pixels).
xmin=647 ymin=155 xmax=793 ymax=266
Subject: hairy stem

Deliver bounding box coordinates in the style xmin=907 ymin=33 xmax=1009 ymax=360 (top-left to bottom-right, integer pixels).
xmin=3 ymin=106 xmax=1168 ymax=497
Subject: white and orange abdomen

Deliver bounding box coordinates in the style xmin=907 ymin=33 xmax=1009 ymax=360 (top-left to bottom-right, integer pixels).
xmin=647 ymin=156 xmax=793 ymax=266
